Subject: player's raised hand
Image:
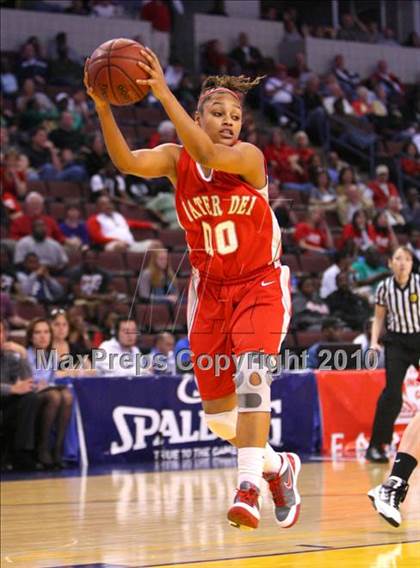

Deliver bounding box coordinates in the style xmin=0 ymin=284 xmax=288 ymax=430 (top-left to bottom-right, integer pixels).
xmin=136 ymin=47 xmax=170 ymax=101
xmin=84 ymin=59 xmax=109 ymax=111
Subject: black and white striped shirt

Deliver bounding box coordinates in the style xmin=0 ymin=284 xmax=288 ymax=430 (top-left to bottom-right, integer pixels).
xmin=376 ymin=273 xmax=420 ymax=334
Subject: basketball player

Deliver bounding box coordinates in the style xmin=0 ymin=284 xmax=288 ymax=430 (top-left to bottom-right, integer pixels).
xmin=368 ymin=412 xmax=419 ymax=527
xmin=85 ymin=46 xmax=301 ymax=531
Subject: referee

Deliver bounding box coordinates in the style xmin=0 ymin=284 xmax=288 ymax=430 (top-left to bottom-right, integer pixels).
xmin=366 ymin=246 xmax=420 ymax=463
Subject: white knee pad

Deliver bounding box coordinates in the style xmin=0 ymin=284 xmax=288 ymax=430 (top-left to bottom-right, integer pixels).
xmin=234 ymin=352 xmax=272 ymax=412
xmin=205 ymin=407 xmax=238 ymax=440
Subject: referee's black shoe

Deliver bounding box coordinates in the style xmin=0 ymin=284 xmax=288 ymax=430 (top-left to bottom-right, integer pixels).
xmin=366 ymin=446 xmax=389 ymax=463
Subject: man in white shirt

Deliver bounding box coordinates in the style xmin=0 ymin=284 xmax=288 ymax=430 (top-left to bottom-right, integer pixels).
xmin=320 ymin=250 xmax=354 ymax=299
xmin=94 ymin=318 xmax=151 ymax=376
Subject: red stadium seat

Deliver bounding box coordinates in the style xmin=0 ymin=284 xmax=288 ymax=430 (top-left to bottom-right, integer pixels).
xmin=112 ymin=276 xmax=129 ymax=295
xmin=159 ymin=229 xmax=187 ymax=251
xmin=113 ymin=106 xmax=136 ymax=125
xmin=295 ymin=330 xmax=322 ymax=349
xmin=47 ymin=181 xmax=82 ymax=200
xmin=119 ymin=204 xmax=159 ymax=222
xmin=137 ymin=303 xmax=171 ymax=333
xmin=133 ymin=106 xmax=165 ymax=125
xmin=125 ymin=252 xmax=146 ymax=273
xmin=170 ymin=251 xmax=191 ymax=276
xmin=27 ymin=180 xmax=48 ymax=196
xmin=171 ymin=303 xmax=188 ymax=332
xmin=95 ymin=251 xmax=126 ymax=273
xmin=67 ymin=250 xmax=82 ymax=268
xmin=48 ymin=201 xmax=66 ymax=221
xmin=15 ymin=301 xmax=46 ymax=320
xmin=300 ymin=254 xmax=331 ymax=274
xmin=281 ymin=254 xmax=301 ymax=273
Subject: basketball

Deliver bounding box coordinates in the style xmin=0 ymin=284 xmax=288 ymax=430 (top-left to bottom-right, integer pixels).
xmin=86 ymin=38 xmax=150 ymax=106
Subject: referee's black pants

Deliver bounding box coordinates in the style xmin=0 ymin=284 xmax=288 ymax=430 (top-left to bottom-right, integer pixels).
xmin=370 ymin=333 xmax=420 ymax=447
xmin=1 ymin=392 xmax=40 ymax=453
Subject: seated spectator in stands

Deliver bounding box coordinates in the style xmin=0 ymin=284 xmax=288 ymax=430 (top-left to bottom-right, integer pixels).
xmin=148 ymin=120 xmax=177 ymax=148
xmin=309 ymin=169 xmax=337 ymax=211
xmin=65 ymin=0 xmax=91 ymax=15
xmin=368 ymin=164 xmax=399 ymax=208
xmin=96 ymin=317 xmax=147 ymax=377
xmin=264 ymin=129 xmax=311 ymax=189
xmin=1 ymin=56 xmax=18 ymax=98
xmin=23 ymin=127 xmax=61 ymax=179
xmin=92 ymin=310 xmax=119 ymax=348
xmin=307 ymin=317 xmax=342 ymax=369
xmin=0 ymin=319 xmax=39 ymax=471
xmin=50 ymin=308 xmax=92 ymax=374
xmin=400 ymin=141 xmax=420 ymax=179
xmin=353 ymin=318 xmax=385 ymax=368
xmin=326 ymin=151 xmax=347 ymax=185
xmin=337 ymin=183 xmax=374 ymax=225
xmin=379 ymin=27 xmax=399 ymax=46
xmin=320 ymin=248 xmax=355 ymax=299
xmin=402 ymin=188 xmax=420 ymax=233
xmin=87 ymin=195 xmax=159 ymax=253
xmin=25 ymin=317 xmax=74 ymax=468
xmin=288 ymin=52 xmax=312 ymax=89
xmin=294 ymin=131 xmax=315 ymax=169
xmin=0 ymin=149 xmax=28 ymax=199
xmin=50 ymin=111 xmax=85 ymax=151
xmin=66 ymin=305 xmax=92 ymax=353
xmin=339 ymin=210 xmax=375 ymax=253
xmin=351 ymin=247 xmax=389 ymax=301
xmin=47 ymin=32 xmax=82 ymax=65
xmin=164 ymin=57 xmax=185 ymax=94
xmin=292 ymin=275 xmax=330 ymax=331
xmin=352 ymin=86 xmax=373 ymax=117
xmin=326 ymin=271 xmax=371 ymax=330
xmin=302 ymin=74 xmax=328 ymax=144
xmin=229 ymin=32 xmax=263 ymax=74
xmin=139 ymin=249 xmax=178 ymax=308
xmin=323 ymin=82 xmax=354 ymax=116
xmin=174 ymin=334 xmax=191 ymax=371
xmin=370 ymin=211 xmax=398 ymax=255
xmin=48 ymin=46 xmax=83 ymax=87
xmin=336 ymin=13 xmax=369 ymax=42
xmin=10 ymin=192 xmax=65 ymax=244
xmin=201 ymin=39 xmax=230 ymax=75
xmin=0 ymin=291 xmax=29 ymax=329
xmin=82 ymin=133 xmax=108 ymax=177
xmin=332 ymin=54 xmax=360 ymax=97
xmin=269 ymin=179 xmax=299 ymax=231
xmin=59 ymin=148 xmax=87 ymax=182
xmin=148 ymin=331 xmax=177 ymax=375
xmin=0 ymin=246 xmax=21 ymax=298
xmin=294 ymin=207 xmax=334 ymax=253
xmin=92 ymin=0 xmax=116 ymax=17
xmin=69 ymin=250 xmax=115 ymax=322
xmin=146 ymin=191 xmax=179 ymax=229
xmin=371 ymin=84 xmax=389 ymax=118
xmin=385 ymin=196 xmax=407 ymax=232
xmin=404 ymin=31 xmax=420 ymax=48
xmin=336 ymin=166 xmax=371 ymax=199
xmin=16 ymin=78 xmax=56 ymax=115
xmin=282 ymin=14 xmax=302 ymax=42
xmin=59 ymin=205 xmax=89 ymax=251
xmin=14 ymin=219 xmax=68 ymax=272
xmin=16 ymin=253 xmax=64 ymax=304
xmin=263 ymin=64 xmax=295 ymax=124
xmin=90 ymin=158 xmax=129 ymax=201
xmin=2 ymin=190 xmax=22 ymax=223
xmin=370 ymin=60 xmax=404 ymax=102
xmin=17 ymin=42 xmax=48 ymax=84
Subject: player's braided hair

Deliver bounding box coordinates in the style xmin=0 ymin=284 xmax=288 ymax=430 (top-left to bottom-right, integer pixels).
xmin=197 ymin=75 xmax=264 ymax=112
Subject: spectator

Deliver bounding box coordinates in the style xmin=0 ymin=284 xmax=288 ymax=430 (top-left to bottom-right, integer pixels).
xmin=264 ymin=129 xmax=309 ymax=188
xmin=336 ymin=166 xmax=371 ymax=199
xmin=370 ymin=60 xmax=404 ymax=102
xmin=90 ymin=158 xmax=128 ymax=201
xmin=14 ymin=219 xmax=68 ymax=272
xmin=368 ymin=164 xmax=399 ymax=209
xmin=17 ymin=42 xmax=48 ymax=84
xmin=96 ymin=317 xmax=146 ymax=376
xmin=263 ymin=64 xmax=295 ymax=124
xmin=174 ymin=334 xmax=191 ymax=371
xmin=87 ymin=195 xmax=159 ymax=253
xmin=229 ymin=32 xmax=263 ymax=75
xmin=379 ymin=27 xmax=399 ymax=46
xmin=353 ymin=318 xmax=385 ymax=368
xmin=149 ymin=331 xmax=176 ymax=374
xmin=16 ymin=78 xmax=56 ymax=114
xmin=82 ymin=133 xmax=108 ymax=176
xmin=92 ymin=310 xmax=119 ymax=348
xmin=309 ymin=169 xmax=337 ymax=211
xmin=288 ymin=52 xmax=312 ymax=88
xmin=1 ymin=56 xmax=18 ymax=98
xmin=326 ymin=151 xmax=348 ymax=185
xmin=269 ymin=179 xmax=299 ymax=231
xmin=10 ymin=192 xmax=65 ymax=244
xmin=302 ymin=74 xmax=328 ymax=144
xmin=138 ymin=248 xmax=178 ymax=307
xmin=385 ymin=196 xmax=407 ymax=232
xmin=16 ymin=252 xmax=64 ymax=304
xmin=48 ymin=47 xmax=83 ymax=87
xmin=0 ymin=149 xmax=28 ymax=199
xmin=336 ymin=13 xmax=369 ymax=42
xmin=26 ymin=317 xmax=74 ymax=468
xmin=370 ymin=211 xmax=398 ymax=255
xmin=140 ymin=0 xmax=172 ymax=68
xmin=23 ymin=127 xmax=62 ymax=179
xmin=59 ymin=205 xmax=89 ymax=250
xmin=323 ymin=82 xmax=354 ymax=116
xmin=164 ymin=57 xmax=185 ymax=93
xmin=0 ymin=291 xmax=29 ymax=329
xmin=292 ymin=275 xmax=330 ymax=331
xmin=339 ymin=210 xmax=375 ymax=253
xmin=65 ymin=0 xmax=91 ymax=15
xmin=337 ymin=183 xmax=374 ymax=225
xmin=307 ymin=318 xmax=342 ymax=369
xmin=294 ymin=207 xmax=334 ymax=253
xmin=282 ymin=14 xmax=302 ymax=42
xmin=148 ymin=120 xmax=177 ymax=148
xmin=49 ymin=111 xmax=85 ymax=151
xmin=404 ymin=31 xmax=420 ymax=48
xmin=0 ymin=246 xmax=20 ymax=297
xmin=332 ymin=54 xmax=360 ymax=97
xmin=400 ymin=141 xmax=420 ymax=179
xmin=50 ymin=308 xmax=92 ymax=373
xmin=294 ymin=131 xmax=315 ymax=170
xmin=351 ymin=247 xmax=389 ymax=301
xmin=69 ymin=250 xmax=115 ymax=321
xmin=146 ymin=191 xmax=179 ymax=229
xmin=320 ymin=249 xmax=355 ymax=299
xmin=91 ymin=0 xmax=116 ymax=17
xmin=402 ymin=188 xmax=420 ymax=233
xmin=352 ymin=86 xmax=373 ymax=117
xmin=59 ymin=148 xmax=87 ymax=182
xmin=0 ymin=319 xmax=39 ymax=471
xmin=47 ymin=32 xmax=82 ymax=65
xmin=326 ymin=271 xmax=371 ymax=330
xmin=201 ymin=39 xmax=230 ymax=75
xmin=66 ymin=305 xmax=92 ymax=354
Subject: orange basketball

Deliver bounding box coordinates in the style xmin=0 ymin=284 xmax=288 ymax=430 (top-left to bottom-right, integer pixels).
xmin=86 ymin=38 xmax=150 ymax=106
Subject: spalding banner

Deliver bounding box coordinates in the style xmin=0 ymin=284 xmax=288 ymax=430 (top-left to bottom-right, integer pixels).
xmin=73 ymin=372 xmax=319 ymax=465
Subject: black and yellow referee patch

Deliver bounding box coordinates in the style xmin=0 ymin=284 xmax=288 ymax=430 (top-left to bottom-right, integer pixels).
xmin=409 ymin=293 xmax=418 ymax=303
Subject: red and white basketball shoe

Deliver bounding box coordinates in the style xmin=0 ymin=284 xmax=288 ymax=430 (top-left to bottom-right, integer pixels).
xmin=263 ymin=452 xmax=301 ymax=528
xmin=227 ymin=481 xmax=262 ymax=530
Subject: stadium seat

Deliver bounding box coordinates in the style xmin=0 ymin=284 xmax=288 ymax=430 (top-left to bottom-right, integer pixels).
xmin=119 ymin=204 xmax=159 ymax=222
xmin=47 ymin=181 xmax=82 ymax=200
xmin=131 ymin=228 xmax=159 ymax=241
xmin=325 ymin=210 xmax=340 ymax=228
xmin=295 ymin=330 xmax=322 ymax=349
xmin=112 ymin=276 xmax=129 ymax=295
xmin=341 ymin=330 xmax=359 ymax=343
xmin=170 ymin=251 xmax=191 ymax=276
xmin=95 ymin=251 xmax=126 ymax=273
xmin=48 ymin=201 xmax=66 ymax=221
xmin=113 ymin=106 xmax=136 ymax=125
xmin=137 ymin=125 xmax=156 ymax=143
xmin=137 ymin=303 xmax=172 ymax=333
xmin=133 ymin=106 xmax=165 ymax=125
xmin=300 ymin=254 xmax=331 ymax=274
xmin=279 ymin=189 xmax=304 ymax=206
xmin=281 ymin=254 xmax=301 ymax=273
xmin=84 ymin=203 xmax=97 ymax=218
xmin=15 ymin=301 xmax=46 ymax=320
xmin=159 ymin=229 xmax=187 ymax=251
xmin=27 ymin=180 xmax=48 ymax=196
xmin=139 ymin=333 xmax=156 ymax=353
xmin=171 ymin=303 xmax=188 ymax=332
xmin=125 ymin=252 xmax=146 ymax=273
xmin=67 ymin=250 xmax=82 ymax=268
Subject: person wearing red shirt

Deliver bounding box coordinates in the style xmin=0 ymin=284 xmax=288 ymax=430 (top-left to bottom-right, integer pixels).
xmin=294 ymin=207 xmax=334 ymax=252
xmin=148 ymin=120 xmax=177 ymax=148
xmin=400 ymin=141 xmax=420 ymax=178
xmin=9 ymin=191 xmax=65 ymax=244
xmin=352 ymin=86 xmax=373 ymax=117
xmin=0 ymin=150 xmax=28 ymax=199
xmin=140 ymin=0 xmax=171 ymax=68
xmin=339 ymin=210 xmax=375 ymax=253
xmin=263 ymin=128 xmax=302 ymax=183
xmin=370 ymin=211 xmax=398 ymax=255
xmin=293 ymin=131 xmax=315 ymax=175
xmin=368 ymin=164 xmax=399 ymax=209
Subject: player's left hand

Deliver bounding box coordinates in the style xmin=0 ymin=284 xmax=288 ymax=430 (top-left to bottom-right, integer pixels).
xmin=136 ymin=47 xmax=170 ymax=101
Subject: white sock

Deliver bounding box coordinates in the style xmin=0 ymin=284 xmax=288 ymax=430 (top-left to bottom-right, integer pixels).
xmin=263 ymin=444 xmax=284 ymax=474
xmin=238 ymin=447 xmax=265 ymax=489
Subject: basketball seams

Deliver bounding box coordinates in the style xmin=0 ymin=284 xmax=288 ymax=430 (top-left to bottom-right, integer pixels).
xmin=107 ymin=39 xmax=118 ymax=104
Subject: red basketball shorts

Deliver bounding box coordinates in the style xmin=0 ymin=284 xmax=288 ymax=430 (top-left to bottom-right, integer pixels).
xmin=187 ymin=263 xmax=291 ymax=401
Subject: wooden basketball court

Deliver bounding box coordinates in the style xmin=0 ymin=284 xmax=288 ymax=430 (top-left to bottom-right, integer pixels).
xmin=2 ymin=460 xmax=419 ymax=567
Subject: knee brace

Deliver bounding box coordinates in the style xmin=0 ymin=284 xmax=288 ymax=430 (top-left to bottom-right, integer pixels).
xmin=234 ymin=352 xmax=272 ymax=412
xmin=205 ymin=407 xmax=238 ymax=441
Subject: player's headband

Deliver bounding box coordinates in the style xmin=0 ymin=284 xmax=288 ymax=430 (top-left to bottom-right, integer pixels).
xmin=197 ymin=88 xmax=241 ymax=109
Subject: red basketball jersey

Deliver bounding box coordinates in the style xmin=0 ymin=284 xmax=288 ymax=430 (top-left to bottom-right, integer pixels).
xmin=175 ymin=147 xmax=282 ymax=280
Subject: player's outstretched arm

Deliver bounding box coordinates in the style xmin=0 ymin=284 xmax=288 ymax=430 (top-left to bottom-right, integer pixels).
xmin=136 ymin=48 xmax=265 ymax=183
xmin=84 ymin=63 xmax=179 ymax=183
